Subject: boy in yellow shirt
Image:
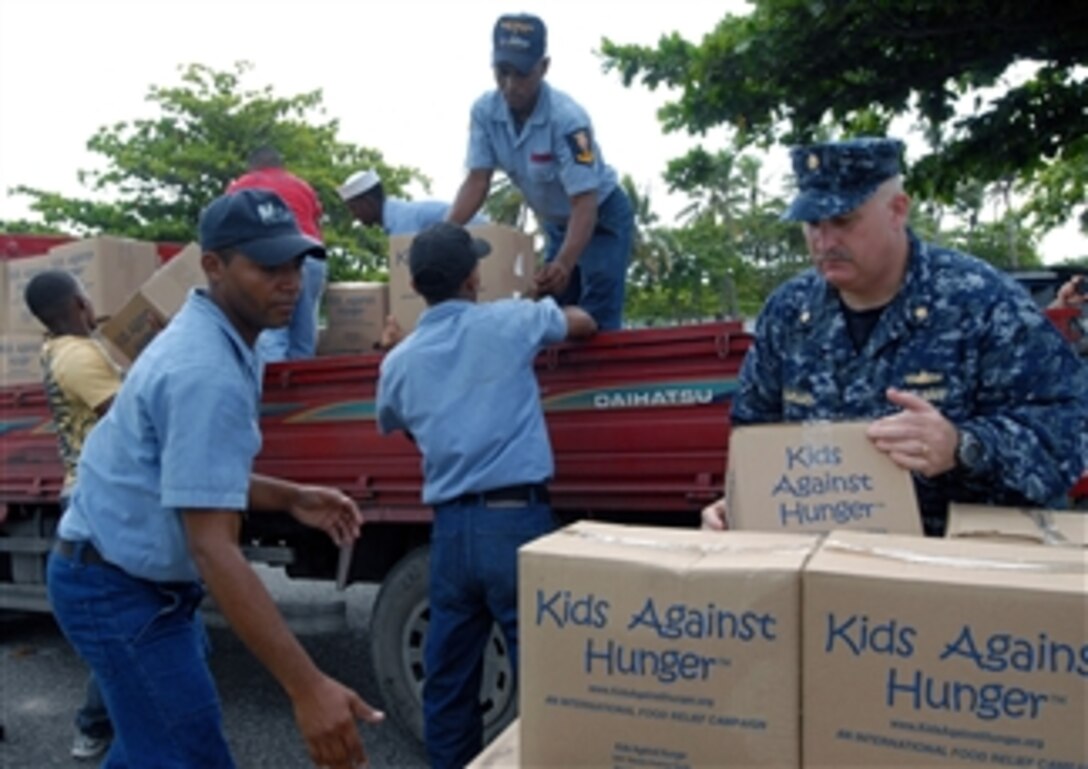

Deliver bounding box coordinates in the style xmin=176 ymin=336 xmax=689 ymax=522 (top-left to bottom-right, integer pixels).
xmin=24 ymin=269 xmax=121 ymax=760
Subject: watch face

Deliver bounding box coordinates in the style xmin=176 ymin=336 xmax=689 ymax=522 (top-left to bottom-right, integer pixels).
xmin=957 ymin=431 xmax=983 ymax=470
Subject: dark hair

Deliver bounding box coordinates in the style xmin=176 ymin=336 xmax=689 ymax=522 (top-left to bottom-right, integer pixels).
xmin=361 ymin=181 xmax=385 ymax=204
xmin=24 ymin=270 xmax=81 ymax=329
xmin=246 ymin=146 xmax=283 ymax=170
xmin=415 ymin=279 xmax=460 ymax=306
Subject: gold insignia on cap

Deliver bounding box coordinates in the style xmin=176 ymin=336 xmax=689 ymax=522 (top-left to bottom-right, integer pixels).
xmin=913 ymin=306 xmax=929 ymax=320
xmin=806 ymin=153 xmax=820 ymax=171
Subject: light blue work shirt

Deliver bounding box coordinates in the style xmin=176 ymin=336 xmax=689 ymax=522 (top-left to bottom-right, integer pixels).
xmin=383 ymin=198 xmax=453 ymax=236
xmin=376 ymin=297 xmax=567 ymax=505
xmin=466 ymin=82 xmax=618 ymax=224
xmin=382 ymin=198 xmax=488 ymax=236
xmin=59 ymin=289 xmax=262 ymax=582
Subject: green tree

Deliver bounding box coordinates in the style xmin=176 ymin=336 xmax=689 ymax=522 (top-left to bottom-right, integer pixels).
xmin=602 ymin=1 xmax=1088 ymax=241
xmin=481 ymin=176 xmax=530 ymax=230
xmin=9 ymin=62 xmax=427 ymax=280
xmin=662 ymin=149 xmax=807 ymax=316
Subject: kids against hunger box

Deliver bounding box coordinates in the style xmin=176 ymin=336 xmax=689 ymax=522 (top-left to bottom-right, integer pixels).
xmin=98 ymin=243 xmax=206 ymax=362
xmin=518 ymin=521 xmax=821 ymax=768
xmin=387 ymin=223 xmax=535 ymax=333
xmin=803 ymin=531 xmax=1088 ymax=768
xmin=725 ymin=420 xmax=923 ymax=536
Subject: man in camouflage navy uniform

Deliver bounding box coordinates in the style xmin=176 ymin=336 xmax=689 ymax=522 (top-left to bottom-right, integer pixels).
xmin=703 ymin=137 xmax=1088 ymax=536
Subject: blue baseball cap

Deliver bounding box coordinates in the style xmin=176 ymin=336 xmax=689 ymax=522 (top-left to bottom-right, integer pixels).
xmin=782 ymin=137 xmax=905 ymax=222
xmin=409 ymin=222 xmax=491 ymax=297
xmin=199 ymin=189 xmax=325 ymax=265
xmin=492 ymin=13 xmax=546 ymax=75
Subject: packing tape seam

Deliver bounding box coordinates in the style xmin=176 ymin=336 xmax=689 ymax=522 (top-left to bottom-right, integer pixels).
xmin=568 ymin=528 xmax=815 ymax=557
xmin=824 ymin=538 xmax=1087 ymax=573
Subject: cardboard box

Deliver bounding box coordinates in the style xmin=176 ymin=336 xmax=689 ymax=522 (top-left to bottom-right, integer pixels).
xmin=6 ymin=253 xmax=51 ymax=333
xmin=946 ymin=503 xmax=1088 ymax=547
xmin=140 ymin=242 xmax=203 ymax=314
xmin=0 ymin=333 xmax=44 ymax=386
xmin=388 ymin=224 xmax=535 ymax=332
xmin=316 ymin=282 xmax=389 ymax=355
xmin=97 ymin=243 xmax=203 ymax=362
xmin=97 ymin=295 xmax=168 ymax=364
xmin=466 ymin=719 xmax=520 ymax=769
xmin=725 ymin=421 xmax=922 ymax=536
xmin=316 ymin=326 xmax=375 ymax=356
xmin=48 ymin=235 xmax=160 ymax=316
xmin=803 ymin=531 xmax=1088 ymax=768
xmin=519 ymin=521 xmax=820 ymax=768
xmin=7 ymin=237 xmax=160 ymax=334
xmin=0 ymin=261 xmax=9 ymax=334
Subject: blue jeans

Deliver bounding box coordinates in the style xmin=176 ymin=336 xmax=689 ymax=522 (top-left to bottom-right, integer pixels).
xmin=47 ymin=547 xmax=233 ymax=768
xmin=544 ymin=187 xmax=633 ymax=331
xmin=257 ymin=254 xmax=328 ymax=362
xmin=58 ymin=497 xmax=113 ymax=742
xmin=423 ymin=500 xmax=556 ymax=769
xmin=76 ymin=675 xmax=112 ymax=740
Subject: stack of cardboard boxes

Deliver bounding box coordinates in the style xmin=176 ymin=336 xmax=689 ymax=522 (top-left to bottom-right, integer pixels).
xmin=317 ymin=223 xmax=534 ymax=356
xmin=83 ymin=223 xmax=535 ymax=366
xmin=470 ymin=422 xmax=1087 ymax=768
xmin=1 ymin=236 xmax=161 ymax=385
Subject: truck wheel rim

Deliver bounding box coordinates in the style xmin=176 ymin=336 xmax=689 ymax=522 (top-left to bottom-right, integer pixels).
xmin=400 ymin=600 xmax=516 ymax=720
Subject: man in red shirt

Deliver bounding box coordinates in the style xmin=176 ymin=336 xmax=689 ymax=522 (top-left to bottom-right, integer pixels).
xmin=227 ymin=146 xmax=327 ymax=360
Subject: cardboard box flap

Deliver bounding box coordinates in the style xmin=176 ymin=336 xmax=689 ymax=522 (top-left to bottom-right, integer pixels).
xmin=523 ymin=520 xmax=820 ymax=573
xmin=809 ymin=530 xmax=1088 ymax=592
xmin=946 ymin=503 xmax=1088 ymax=547
xmin=141 ymin=242 xmax=204 ymax=314
xmin=466 ymin=719 xmax=520 ymax=769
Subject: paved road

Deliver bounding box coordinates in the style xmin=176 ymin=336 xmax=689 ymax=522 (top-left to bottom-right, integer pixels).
xmin=0 ymin=567 xmax=429 ymax=768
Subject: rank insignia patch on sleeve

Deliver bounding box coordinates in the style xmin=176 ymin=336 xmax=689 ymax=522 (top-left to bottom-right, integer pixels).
xmin=566 ymin=128 xmax=595 ymax=165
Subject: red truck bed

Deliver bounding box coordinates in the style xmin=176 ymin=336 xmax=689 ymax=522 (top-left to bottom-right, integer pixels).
xmin=1 ymin=321 xmax=750 ymax=525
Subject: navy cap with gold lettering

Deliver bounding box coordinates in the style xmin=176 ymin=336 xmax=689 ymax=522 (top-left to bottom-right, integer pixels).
xmin=782 ymin=137 xmax=904 ymax=222
xmin=492 ymin=13 xmax=547 ymax=75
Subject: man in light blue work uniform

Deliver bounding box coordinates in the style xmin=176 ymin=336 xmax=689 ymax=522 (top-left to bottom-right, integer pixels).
xmin=376 ymin=222 xmax=597 ymax=769
xmin=702 ymin=137 xmax=1088 ymax=536
xmin=46 ymin=189 xmax=383 ymax=768
xmin=447 ymin=13 xmax=634 ymax=330
xmin=339 ymin=168 xmax=485 ymax=236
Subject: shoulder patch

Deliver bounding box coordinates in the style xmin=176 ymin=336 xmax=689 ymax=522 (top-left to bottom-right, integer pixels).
xmin=565 ymin=128 xmax=595 ymax=166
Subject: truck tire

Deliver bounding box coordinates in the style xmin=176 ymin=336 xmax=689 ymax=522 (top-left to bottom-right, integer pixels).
xmin=369 ymin=546 xmax=517 ymax=745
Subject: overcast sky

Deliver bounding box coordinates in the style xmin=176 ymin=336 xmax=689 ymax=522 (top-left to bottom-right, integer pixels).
xmin=1 ymin=0 xmax=1083 ymax=261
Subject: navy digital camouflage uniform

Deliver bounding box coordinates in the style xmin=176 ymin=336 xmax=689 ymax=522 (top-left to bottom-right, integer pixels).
xmin=734 ymin=138 xmax=1088 ymax=535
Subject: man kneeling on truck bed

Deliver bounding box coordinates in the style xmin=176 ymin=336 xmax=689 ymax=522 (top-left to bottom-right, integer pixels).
xmin=703 ymin=137 xmax=1088 ymax=536
xmin=47 ymin=189 xmax=384 ymax=769
xmin=376 ymin=222 xmax=596 ymax=769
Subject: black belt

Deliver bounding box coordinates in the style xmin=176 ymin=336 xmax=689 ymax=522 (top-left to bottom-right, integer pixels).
xmin=53 ymin=539 xmax=108 ymax=566
xmin=448 ymin=483 xmax=550 ymax=507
